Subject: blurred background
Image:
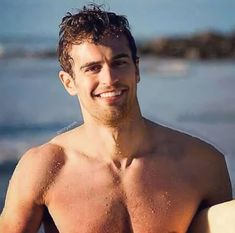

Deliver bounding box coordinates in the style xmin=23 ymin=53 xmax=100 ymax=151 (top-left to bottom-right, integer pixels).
xmin=0 ymin=0 xmax=235 ymax=228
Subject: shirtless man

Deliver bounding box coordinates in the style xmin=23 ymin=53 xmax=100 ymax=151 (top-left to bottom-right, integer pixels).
xmin=0 ymin=4 xmax=232 ymax=233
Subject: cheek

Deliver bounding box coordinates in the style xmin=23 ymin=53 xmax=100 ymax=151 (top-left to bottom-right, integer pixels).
xmin=76 ymin=79 xmax=98 ymax=98
xmin=117 ymin=69 xmax=135 ymax=84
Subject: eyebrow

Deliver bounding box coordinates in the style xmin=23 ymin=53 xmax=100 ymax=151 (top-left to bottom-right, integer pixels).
xmin=79 ymin=53 xmax=130 ymax=71
xmin=80 ymin=61 xmax=101 ymax=71
xmin=112 ymin=53 xmax=130 ymax=60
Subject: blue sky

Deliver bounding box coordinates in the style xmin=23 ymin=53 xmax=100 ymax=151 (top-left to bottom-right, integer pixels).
xmin=0 ymin=0 xmax=234 ymax=38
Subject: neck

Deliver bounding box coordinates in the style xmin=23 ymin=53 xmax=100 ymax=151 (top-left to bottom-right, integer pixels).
xmin=82 ymin=113 xmax=148 ymax=162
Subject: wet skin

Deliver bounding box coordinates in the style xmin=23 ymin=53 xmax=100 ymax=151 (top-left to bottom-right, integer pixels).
xmin=40 ymin=123 xmax=231 ymax=233
xmin=0 ymin=121 xmax=231 ymax=233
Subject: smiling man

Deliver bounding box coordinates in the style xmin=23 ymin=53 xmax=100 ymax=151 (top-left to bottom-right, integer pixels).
xmin=0 ymin=4 xmax=232 ymax=233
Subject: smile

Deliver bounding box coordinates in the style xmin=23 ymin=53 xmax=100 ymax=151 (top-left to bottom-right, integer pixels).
xmin=99 ymin=90 xmax=122 ymax=98
xmin=93 ymin=89 xmax=127 ymax=98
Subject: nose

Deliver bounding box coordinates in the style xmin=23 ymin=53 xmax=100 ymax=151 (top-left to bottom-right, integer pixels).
xmin=100 ymin=66 xmax=118 ymax=86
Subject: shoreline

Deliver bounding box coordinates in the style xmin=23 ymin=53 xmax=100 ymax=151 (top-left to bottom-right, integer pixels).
xmin=0 ymin=30 xmax=235 ymax=60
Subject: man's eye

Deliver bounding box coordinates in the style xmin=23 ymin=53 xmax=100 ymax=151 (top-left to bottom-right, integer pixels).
xmin=112 ymin=60 xmax=128 ymax=67
xmin=85 ymin=65 xmax=101 ymax=73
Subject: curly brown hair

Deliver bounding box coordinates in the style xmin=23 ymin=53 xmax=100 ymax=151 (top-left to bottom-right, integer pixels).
xmin=58 ymin=4 xmax=137 ymax=77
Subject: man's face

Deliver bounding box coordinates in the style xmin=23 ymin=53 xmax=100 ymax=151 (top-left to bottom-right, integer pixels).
xmin=61 ymin=35 xmax=140 ymax=126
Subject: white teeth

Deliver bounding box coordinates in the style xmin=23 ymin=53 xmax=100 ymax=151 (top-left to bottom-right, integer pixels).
xmin=99 ymin=90 xmax=122 ymax=98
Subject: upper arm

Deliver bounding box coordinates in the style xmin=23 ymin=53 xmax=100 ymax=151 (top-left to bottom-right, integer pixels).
xmin=205 ymin=148 xmax=232 ymax=206
xmin=0 ymin=150 xmax=44 ymax=232
xmin=0 ymin=197 xmax=44 ymax=233
xmin=0 ymin=144 xmax=64 ymax=233
xmin=188 ymin=143 xmax=233 ymax=232
xmin=195 ymin=142 xmax=233 ymax=207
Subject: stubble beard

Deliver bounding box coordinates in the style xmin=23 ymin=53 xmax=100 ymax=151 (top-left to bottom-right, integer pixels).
xmin=81 ymin=86 xmax=138 ymax=127
xmin=91 ymin=102 xmax=131 ymax=127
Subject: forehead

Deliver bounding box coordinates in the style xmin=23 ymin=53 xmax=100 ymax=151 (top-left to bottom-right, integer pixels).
xmin=69 ymin=35 xmax=131 ymax=63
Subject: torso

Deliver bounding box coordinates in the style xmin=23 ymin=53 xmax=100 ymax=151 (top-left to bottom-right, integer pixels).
xmin=40 ymin=123 xmax=230 ymax=233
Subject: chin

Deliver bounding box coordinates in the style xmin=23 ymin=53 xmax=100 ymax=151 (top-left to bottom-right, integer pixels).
xmin=95 ymin=107 xmax=129 ymax=126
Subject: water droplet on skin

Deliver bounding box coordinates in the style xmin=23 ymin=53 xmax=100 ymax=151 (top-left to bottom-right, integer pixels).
xmin=113 ymin=176 xmax=121 ymax=184
xmin=56 ymin=162 xmax=61 ymax=168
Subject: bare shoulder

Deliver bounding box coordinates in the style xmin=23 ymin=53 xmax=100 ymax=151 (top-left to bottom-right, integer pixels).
xmin=10 ymin=142 xmax=66 ymax=204
xmin=183 ymin=133 xmax=232 ymax=203
xmin=0 ymin=143 xmax=66 ymax=231
xmin=150 ymin=120 xmax=228 ymax=165
xmin=147 ymin=120 xmax=232 ymax=204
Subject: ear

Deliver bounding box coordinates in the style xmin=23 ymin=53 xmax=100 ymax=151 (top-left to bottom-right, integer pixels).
xmin=59 ymin=71 xmax=77 ymax=96
xmin=135 ymin=56 xmax=140 ymax=83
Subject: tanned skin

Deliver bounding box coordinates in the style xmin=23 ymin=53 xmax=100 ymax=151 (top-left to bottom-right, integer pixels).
xmin=0 ymin=35 xmax=232 ymax=233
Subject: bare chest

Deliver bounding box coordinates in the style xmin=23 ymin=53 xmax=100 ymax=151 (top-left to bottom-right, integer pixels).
xmin=45 ymin=159 xmax=201 ymax=233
